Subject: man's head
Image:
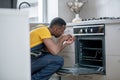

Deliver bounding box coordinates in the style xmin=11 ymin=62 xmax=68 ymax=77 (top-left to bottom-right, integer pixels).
xmin=49 ymin=17 xmax=66 ymax=38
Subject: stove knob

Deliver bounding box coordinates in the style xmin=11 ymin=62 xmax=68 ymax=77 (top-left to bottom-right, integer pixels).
xmin=90 ymin=28 xmax=93 ymax=33
xmin=85 ymin=28 xmax=88 ymax=33
xmin=80 ymin=29 xmax=83 ymax=33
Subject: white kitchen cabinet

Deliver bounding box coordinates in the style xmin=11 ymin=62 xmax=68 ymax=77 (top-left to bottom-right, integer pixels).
xmin=105 ymin=24 xmax=120 ymax=80
xmin=106 ymin=56 xmax=120 ymax=80
xmin=0 ymin=9 xmax=30 ymax=80
xmin=105 ymin=24 xmax=120 ymax=56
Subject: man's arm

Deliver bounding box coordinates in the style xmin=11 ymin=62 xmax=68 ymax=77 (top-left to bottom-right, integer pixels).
xmin=43 ymin=35 xmax=75 ymax=55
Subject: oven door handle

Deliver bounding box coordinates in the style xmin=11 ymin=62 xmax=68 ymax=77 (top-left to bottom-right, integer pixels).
xmin=78 ymin=37 xmax=103 ymax=40
xmin=74 ymin=33 xmax=104 ymax=36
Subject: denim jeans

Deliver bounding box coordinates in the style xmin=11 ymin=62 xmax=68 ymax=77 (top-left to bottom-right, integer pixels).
xmin=31 ymin=53 xmax=64 ymax=80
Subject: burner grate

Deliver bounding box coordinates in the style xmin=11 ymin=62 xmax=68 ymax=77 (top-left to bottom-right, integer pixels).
xmin=82 ymin=17 xmax=120 ymax=21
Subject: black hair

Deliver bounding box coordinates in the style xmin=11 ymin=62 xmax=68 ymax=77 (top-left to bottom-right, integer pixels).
xmin=49 ymin=17 xmax=66 ymax=28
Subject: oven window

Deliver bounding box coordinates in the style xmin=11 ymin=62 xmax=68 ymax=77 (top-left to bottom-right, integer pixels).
xmin=78 ymin=38 xmax=104 ymax=68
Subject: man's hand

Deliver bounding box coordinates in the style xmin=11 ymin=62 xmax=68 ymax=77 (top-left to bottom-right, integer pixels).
xmin=58 ymin=34 xmax=75 ymax=47
xmin=65 ymin=36 xmax=76 ymax=45
xmin=58 ymin=34 xmax=72 ymax=43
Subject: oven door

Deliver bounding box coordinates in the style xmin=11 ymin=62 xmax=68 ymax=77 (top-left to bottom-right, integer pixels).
xmin=58 ymin=35 xmax=105 ymax=75
xmin=58 ymin=67 xmax=103 ymax=75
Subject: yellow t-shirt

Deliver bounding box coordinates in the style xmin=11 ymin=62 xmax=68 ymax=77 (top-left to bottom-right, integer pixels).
xmin=30 ymin=26 xmax=52 ymax=48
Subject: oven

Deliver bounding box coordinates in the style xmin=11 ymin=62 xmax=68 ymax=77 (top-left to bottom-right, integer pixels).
xmin=59 ymin=24 xmax=106 ymax=75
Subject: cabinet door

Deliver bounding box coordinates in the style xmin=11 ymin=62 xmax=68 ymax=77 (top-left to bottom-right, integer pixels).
xmin=0 ymin=9 xmax=30 ymax=80
xmin=106 ymin=56 xmax=120 ymax=80
xmin=105 ymin=24 xmax=120 ymax=56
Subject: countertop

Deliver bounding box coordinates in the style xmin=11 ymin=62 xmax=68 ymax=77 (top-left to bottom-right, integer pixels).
xmin=67 ymin=19 xmax=120 ymax=27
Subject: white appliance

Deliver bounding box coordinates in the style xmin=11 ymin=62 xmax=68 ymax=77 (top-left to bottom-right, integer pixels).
xmin=0 ymin=9 xmax=30 ymax=80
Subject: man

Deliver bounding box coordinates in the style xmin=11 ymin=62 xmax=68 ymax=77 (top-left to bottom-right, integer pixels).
xmin=30 ymin=17 xmax=75 ymax=80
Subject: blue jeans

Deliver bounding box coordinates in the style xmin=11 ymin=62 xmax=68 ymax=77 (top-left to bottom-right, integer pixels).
xmin=31 ymin=53 xmax=64 ymax=80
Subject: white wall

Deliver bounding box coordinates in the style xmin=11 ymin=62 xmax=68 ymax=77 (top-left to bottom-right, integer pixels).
xmin=47 ymin=0 xmax=74 ymax=23
xmin=47 ymin=0 xmax=58 ymax=23
xmin=57 ymin=0 xmax=120 ymax=22
xmin=80 ymin=0 xmax=120 ymax=18
xmin=58 ymin=0 xmax=74 ymax=22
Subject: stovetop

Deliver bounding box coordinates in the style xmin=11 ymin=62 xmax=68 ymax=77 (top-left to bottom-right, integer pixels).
xmin=82 ymin=17 xmax=120 ymax=21
xmin=67 ymin=17 xmax=120 ymax=26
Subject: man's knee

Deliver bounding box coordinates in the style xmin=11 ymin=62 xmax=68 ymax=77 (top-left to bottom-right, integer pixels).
xmin=56 ymin=56 xmax=64 ymax=66
xmin=49 ymin=55 xmax=64 ymax=67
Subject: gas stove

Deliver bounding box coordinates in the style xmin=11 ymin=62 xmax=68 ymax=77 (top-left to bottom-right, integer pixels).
xmin=82 ymin=17 xmax=120 ymax=21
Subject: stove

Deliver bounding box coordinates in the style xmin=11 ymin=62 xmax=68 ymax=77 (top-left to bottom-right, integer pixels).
xmin=82 ymin=17 xmax=120 ymax=21
xmin=58 ymin=24 xmax=106 ymax=75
